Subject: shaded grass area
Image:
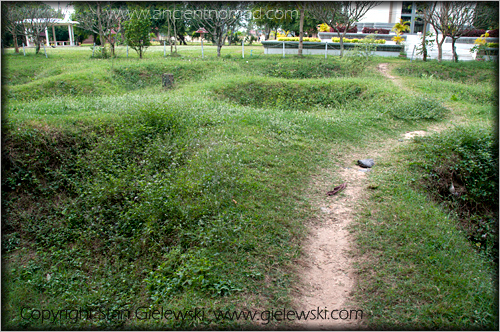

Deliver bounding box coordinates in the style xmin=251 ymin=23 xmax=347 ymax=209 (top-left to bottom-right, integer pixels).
xmin=408 ymin=126 xmax=499 ymax=261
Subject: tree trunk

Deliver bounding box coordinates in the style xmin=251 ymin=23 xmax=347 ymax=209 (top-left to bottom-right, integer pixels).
xmin=434 ymin=26 xmax=445 ymax=62
xmin=13 ymin=33 xmax=19 ymax=53
xmin=108 ymin=38 xmax=115 ymax=56
xmin=422 ymin=20 xmax=428 ymax=61
xmin=451 ymin=38 xmax=458 ymax=62
xmin=35 ymin=40 xmax=40 ymax=54
xmin=217 ymin=31 xmax=223 ymax=57
xmin=97 ymin=2 xmax=106 ymax=57
xmin=173 ymin=17 xmax=177 ymax=53
xmin=298 ymin=4 xmax=305 ymax=56
xmin=340 ymin=29 xmax=348 ymax=57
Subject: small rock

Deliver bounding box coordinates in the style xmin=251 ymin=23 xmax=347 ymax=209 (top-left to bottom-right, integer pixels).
xmin=320 ymin=207 xmax=332 ymax=214
xmin=398 ymin=139 xmax=404 ymax=142
xmin=357 ymin=159 xmax=375 ymax=168
xmin=358 ymin=168 xmax=371 ymax=172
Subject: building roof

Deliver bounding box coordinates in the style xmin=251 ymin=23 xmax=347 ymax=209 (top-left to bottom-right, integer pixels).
xmin=19 ymin=18 xmax=79 ymax=25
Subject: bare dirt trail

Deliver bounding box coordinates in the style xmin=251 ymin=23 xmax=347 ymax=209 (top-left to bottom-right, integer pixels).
xmin=293 ymin=141 xmax=408 ymax=330
xmin=292 ymin=63 xmax=448 ymax=330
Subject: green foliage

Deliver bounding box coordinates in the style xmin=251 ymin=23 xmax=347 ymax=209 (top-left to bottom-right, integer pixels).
xmin=355 ymin=165 xmax=497 ymax=329
xmin=395 ymin=61 xmax=497 ymax=84
xmin=213 ymin=77 xmax=366 ymax=110
xmin=331 ymin=36 xmax=386 ymax=44
xmin=277 ymin=37 xmax=321 ymax=42
xmin=415 ymin=31 xmax=435 ymax=56
xmin=409 ymin=126 xmax=498 ymax=260
xmin=122 ymin=12 xmax=152 ymax=59
xmin=257 ymin=60 xmax=346 ymax=79
xmin=2 ymin=47 xmax=497 ymax=330
xmin=386 ymin=96 xmax=448 ymax=120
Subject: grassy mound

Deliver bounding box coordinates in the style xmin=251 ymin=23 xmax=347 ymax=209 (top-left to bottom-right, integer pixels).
xmin=354 ymin=126 xmax=498 ymax=330
xmin=395 ymin=60 xmax=498 ymax=84
xmin=386 ymin=96 xmax=449 ymax=120
xmin=213 ymin=77 xmax=367 ymax=110
xmin=409 ymin=125 xmax=499 ymax=259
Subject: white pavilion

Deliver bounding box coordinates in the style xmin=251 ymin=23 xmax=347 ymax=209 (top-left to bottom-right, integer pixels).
xmin=20 ymin=17 xmax=79 ymax=47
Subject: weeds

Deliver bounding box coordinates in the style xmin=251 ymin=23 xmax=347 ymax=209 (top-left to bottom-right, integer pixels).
xmin=2 ymin=46 xmax=497 ymax=330
xmin=386 ymin=96 xmax=448 ymax=120
xmin=409 ymin=126 xmax=498 ymax=260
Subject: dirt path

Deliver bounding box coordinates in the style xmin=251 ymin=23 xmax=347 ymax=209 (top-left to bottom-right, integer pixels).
xmin=292 ymin=64 xmax=443 ymax=330
xmin=376 ymin=63 xmax=413 ymax=94
xmin=293 ymin=140 xmax=410 ymax=330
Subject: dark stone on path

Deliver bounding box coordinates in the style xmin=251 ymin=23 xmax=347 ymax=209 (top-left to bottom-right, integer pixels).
xmin=357 ymin=159 xmax=375 ymax=168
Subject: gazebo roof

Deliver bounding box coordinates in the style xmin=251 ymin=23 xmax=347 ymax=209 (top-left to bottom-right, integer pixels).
xmin=19 ymin=18 xmax=79 ymax=26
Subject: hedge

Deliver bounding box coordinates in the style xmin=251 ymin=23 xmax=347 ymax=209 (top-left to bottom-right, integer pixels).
xmin=331 ymin=37 xmax=386 ymax=44
xmin=459 ymin=29 xmax=486 ymax=37
xmin=487 ymin=29 xmax=499 ymax=37
xmin=362 ymin=27 xmax=391 ymax=34
xmin=277 ymin=37 xmax=321 ymax=42
xmin=329 ymin=26 xmax=358 ymax=33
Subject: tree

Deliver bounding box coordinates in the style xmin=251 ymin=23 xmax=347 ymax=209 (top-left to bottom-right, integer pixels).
xmin=429 ymin=2 xmax=488 ymax=62
xmin=298 ymin=2 xmax=305 ymax=56
xmin=2 ymin=2 xmax=24 ymax=53
xmin=122 ymin=6 xmax=151 ymax=58
xmin=189 ymin=2 xmax=246 ymax=57
xmin=279 ymin=6 xmax=321 ymax=38
xmin=158 ymin=2 xmax=180 ymax=54
xmin=73 ymin=1 xmax=122 ymax=57
xmin=18 ymin=2 xmax=58 ymax=54
xmin=307 ymin=1 xmax=381 ymax=57
xmin=415 ymin=2 xmax=436 ymax=62
xmin=474 ymin=1 xmax=499 ymax=30
xmin=252 ymin=2 xmax=300 ymax=40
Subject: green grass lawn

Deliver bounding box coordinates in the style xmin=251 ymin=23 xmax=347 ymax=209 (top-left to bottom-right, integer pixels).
xmin=2 ymin=45 xmax=497 ymax=329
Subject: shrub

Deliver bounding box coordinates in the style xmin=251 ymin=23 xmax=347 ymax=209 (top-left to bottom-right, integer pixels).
xmin=318 ymin=23 xmax=330 ymax=32
xmin=330 ymin=37 xmax=385 ymax=44
xmin=362 ymin=27 xmax=390 ymax=34
xmin=276 ymin=37 xmax=321 ymax=42
xmin=459 ymin=29 xmax=486 ymax=37
xmin=329 ymin=25 xmax=357 ymax=33
xmin=411 ymin=126 xmax=498 ymax=260
xmin=487 ymin=29 xmax=499 ymax=37
xmin=487 ymin=42 xmax=499 ymax=48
